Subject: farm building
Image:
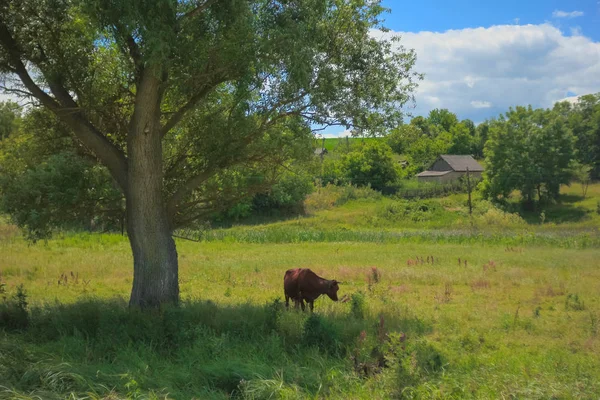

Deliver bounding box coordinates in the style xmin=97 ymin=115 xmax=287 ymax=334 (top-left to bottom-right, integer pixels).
xmin=314 ymin=148 xmax=328 ymax=157
xmin=417 ymin=155 xmax=484 ymax=184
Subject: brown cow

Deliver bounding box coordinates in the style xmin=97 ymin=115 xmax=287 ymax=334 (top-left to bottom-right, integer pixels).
xmin=284 ymin=268 xmax=340 ymax=312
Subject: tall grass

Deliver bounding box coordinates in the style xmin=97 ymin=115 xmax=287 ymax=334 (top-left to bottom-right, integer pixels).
xmin=195 ymin=226 xmax=600 ymax=248
xmin=1 ymin=235 xmax=600 ymax=398
xmin=0 ymin=296 xmax=432 ymax=399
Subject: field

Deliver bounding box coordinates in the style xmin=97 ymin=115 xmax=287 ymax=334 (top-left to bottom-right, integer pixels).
xmin=1 ymin=184 xmax=600 ymax=399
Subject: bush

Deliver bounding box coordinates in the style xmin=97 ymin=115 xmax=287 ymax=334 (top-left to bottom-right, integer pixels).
xmin=350 ymin=292 xmax=367 ymax=319
xmin=383 ymin=334 xmax=446 ymax=396
xmin=252 ymin=169 xmax=314 ymax=213
xmin=304 ymin=183 xmax=382 ymax=213
xmin=377 ymin=199 xmax=440 ymax=223
xmin=565 ymin=294 xmax=585 ymax=311
xmin=223 ymin=200 xmax=254 ymax=221
xmin=318 ymin=156 xmax=349 ymax=186
xmin=341 ymin=141 xmax=399 ymax=191
xmin=0 ymin=284 xmax=29 ymax=331
xmin=302 ymin=313 xmax=340 ymax=355
xmin=0 ymin=152 xmax=124 ymax=241
xmin=475 ymin=208 xmax=525 ymax=227
xmin=218 ymin=169 xmax=315 ymax=221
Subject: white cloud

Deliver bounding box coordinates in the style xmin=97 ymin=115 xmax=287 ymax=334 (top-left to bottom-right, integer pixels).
xmin=319 ymin=129 xmax=352 ymax=138
xmin=555 ymin=95 xmax=581 ymax=105
xmin=464 ymin=75 xmax=478 ymax=88
xmin=552 ymin=10 xmax=584 ymax=18
xmin=471 ymin=101 xmax=492 ymax=108
xmin=372 ymin=24 xmax=600 ymax=121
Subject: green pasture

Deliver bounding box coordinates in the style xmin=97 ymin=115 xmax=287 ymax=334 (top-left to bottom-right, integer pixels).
xmin=0 ymin=183 xmax=599 ymax=399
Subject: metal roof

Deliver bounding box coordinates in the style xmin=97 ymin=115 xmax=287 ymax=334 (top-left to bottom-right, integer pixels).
xmin=416 ymin=170 xmax=453 ymax=177
xmin=439 ymin=155 xmax=484 ymax=172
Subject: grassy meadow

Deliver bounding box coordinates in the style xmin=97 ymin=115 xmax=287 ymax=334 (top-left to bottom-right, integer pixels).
xmin=1 ymin=184 xmax=600 ymax=399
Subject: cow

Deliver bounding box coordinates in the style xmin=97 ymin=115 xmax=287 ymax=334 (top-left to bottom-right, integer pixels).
xmin=283 ymin=268 xmax=340 ymax=312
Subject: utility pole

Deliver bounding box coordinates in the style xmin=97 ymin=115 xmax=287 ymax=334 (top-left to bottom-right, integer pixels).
xmin=466 ymin=167 xmax=473 ymax=216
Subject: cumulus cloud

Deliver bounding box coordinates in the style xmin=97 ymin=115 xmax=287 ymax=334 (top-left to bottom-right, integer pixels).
xmin=471 ymin=101 xmax=492 ymax=108
xmin=372 ymin=24 xmax=600 ymax=121
xmin=552 ymin=10 xmax=584 ymax=18
xmin=555 ymin=94 xmax=585 ymax=105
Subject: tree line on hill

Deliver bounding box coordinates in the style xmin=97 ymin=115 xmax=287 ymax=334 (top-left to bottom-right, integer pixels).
xmin=1 ymin=93 xmax=598 ymax=233
xmin=319 ymin=94 xmax=599 ymax=205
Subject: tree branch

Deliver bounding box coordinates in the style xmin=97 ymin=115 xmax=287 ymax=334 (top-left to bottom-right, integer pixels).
xmin=160 ymin=81 xmax=220 ymax=137
xmin=171 ymin=180 xmax=274 ymax=229
xmin=114 ymin=24 xmax=143 ymax=79
xmin=165 ymin=100 xmax=308 ymax=219
xmin=178 ymin=0 xmax=219 ymax=24
xmin=167 ymin=168 xmax=219 ymax=218
xmin=0 ymin=21 xmax=129 ymax=193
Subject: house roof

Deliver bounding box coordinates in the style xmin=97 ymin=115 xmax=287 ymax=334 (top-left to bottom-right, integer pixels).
xmin=439 ymin=155 xmax=484 ymax=172
xmin=416 ymin=170 xmax=453 ymax=177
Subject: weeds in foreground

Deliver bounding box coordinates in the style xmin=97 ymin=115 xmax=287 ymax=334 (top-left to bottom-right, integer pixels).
xmin=470 ymin=279 xmax=491 ymax=291
xmin=350 ymin=292 xmax=366 ymax=319
xmin=0 ymin=291 xmax=437 ymax=399
xmin=0 ymin=284 xmax=29 ymax=331
xmin=565 ymin=294 xmax=586 ymax=311
xmin=483 ymin=260 xmax=497 ymax=272
xmin=406 ymin=256 xmax=435 ymax=266
xmin=535 ymin=284 xmax=565 ymax=297
xmin=434 ymin=283 xmax=453 ymax=304
xmin=367 ymin=267 xmax=381 ymax=292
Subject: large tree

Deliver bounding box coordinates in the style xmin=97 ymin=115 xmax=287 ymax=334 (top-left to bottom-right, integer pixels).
xmin=0 ymin=0 xmax=420 ymax=307
xmin=482 ymin=106 xmax=575 ymax=205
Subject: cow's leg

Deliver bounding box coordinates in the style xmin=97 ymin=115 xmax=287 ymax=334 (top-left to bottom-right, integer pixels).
xmin=294 ymin=298 xmax=301 ymax=310
xmin=309 ymin=300 xmax=314 ymax=312
xmin=285 ymin=294 xmax=290 ymax=309
xmin=300 ymin=299 xmax=306 ymax=312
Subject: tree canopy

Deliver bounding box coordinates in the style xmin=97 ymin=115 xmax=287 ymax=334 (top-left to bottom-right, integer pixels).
xmin=482 ymin=106 xmax=575 ymax=205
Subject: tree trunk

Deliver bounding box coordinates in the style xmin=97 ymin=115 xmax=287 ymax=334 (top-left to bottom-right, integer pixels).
xmin=127 ymin=68 xmax=179 ymax=308
xmin=127 ymin=197 xmax=179 ymax=308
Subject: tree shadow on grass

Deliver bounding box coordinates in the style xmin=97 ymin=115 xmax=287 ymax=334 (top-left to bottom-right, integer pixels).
xmin=0 ymin=297 xmax=433 ymax=399
xmin=558 ymin=193 xmax=585 ymax=204
xmin=505 ymin=193 xmax=592 ymax=225
xmin=518 ymin=205 xmax=591 ymax=225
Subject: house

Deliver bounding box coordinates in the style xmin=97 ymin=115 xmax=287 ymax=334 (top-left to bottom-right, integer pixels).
xmin=417 ymin=155 xmax=484 ymax=184
xmin=314 ymin=148 xmax=328 ymax=157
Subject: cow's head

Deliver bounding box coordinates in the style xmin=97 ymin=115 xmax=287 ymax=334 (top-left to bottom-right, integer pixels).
xmin=326 ymin=280 xmax=340 ymax=301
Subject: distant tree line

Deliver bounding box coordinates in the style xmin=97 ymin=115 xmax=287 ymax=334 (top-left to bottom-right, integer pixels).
xmin=1 ymin=94 xmax=598 ymax=231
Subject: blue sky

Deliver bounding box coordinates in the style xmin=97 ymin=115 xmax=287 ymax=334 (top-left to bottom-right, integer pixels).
xmin=381 ymin=0 xmax=600 ymax=41
xmin=323 ymin=0 xmax=600 ymax=137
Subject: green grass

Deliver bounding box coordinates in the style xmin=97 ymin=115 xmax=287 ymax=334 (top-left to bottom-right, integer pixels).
xmin=2 ymin=235 xmax=600 ymax=398
xmin=1 ymin=183 xmax=599 ymax=399
xmin=316 ymin=137 xmax=383 ymax=152
xmin=193 ymin=183 xmax=600 ymax=250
